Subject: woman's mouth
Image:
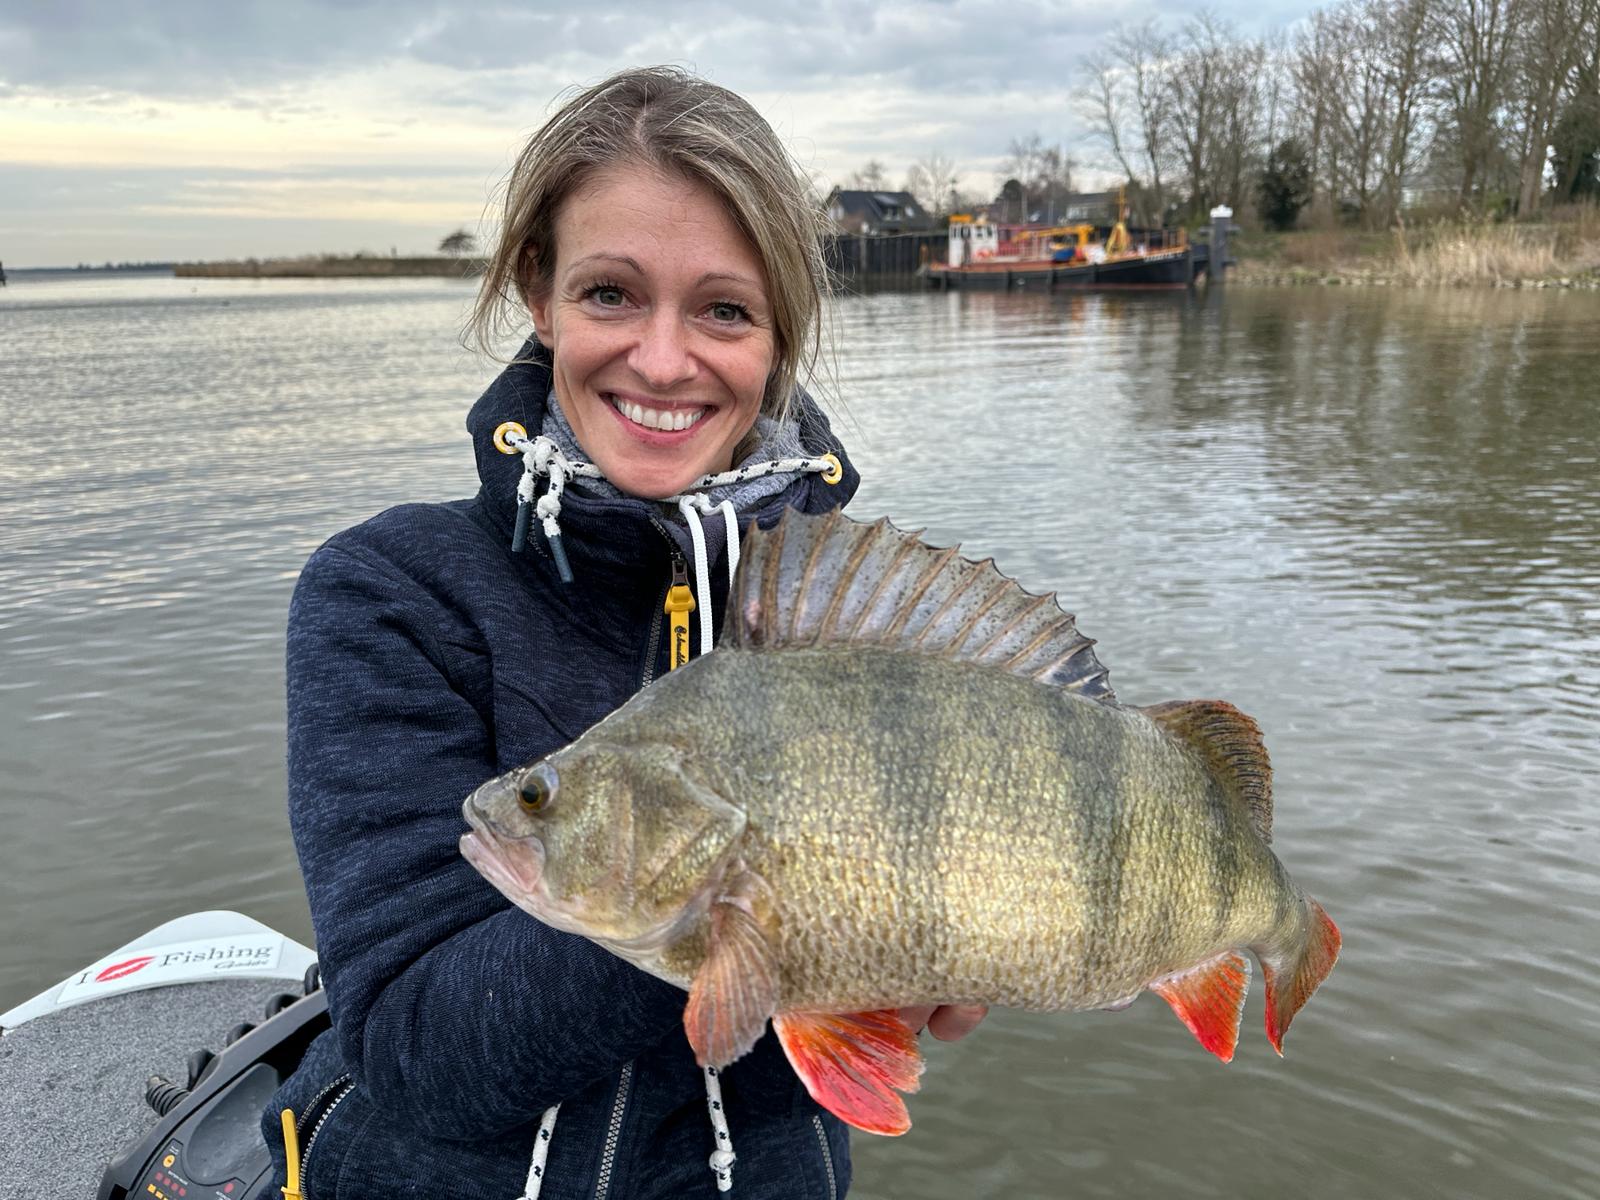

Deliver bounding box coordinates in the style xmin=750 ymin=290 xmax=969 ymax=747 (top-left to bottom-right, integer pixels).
xmin=606 ymin=392 xmax=710 ymax=435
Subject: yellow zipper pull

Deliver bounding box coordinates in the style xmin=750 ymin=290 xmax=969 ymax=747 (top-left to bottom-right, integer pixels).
xmin=665 ymin=553 xmax=695 ymax=671
xmin=280 ymin=1108 xmax=303 ymax=1200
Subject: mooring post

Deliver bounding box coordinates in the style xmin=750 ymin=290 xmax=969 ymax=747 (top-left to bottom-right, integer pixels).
xmin=1209 ymin=206 xmax=1240 ymax=285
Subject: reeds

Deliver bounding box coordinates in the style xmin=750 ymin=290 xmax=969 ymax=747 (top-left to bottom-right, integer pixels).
xmin=1390 ymin=206 xmax=1600 ymax=286
xmin=1392 ymin=221 xmax=1553 ymax=284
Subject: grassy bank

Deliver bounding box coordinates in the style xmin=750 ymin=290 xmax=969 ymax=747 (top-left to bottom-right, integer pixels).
xmin=1234 ymin=206 xmax=1600 ymax=289
xmin=174 ymin=255 xmax=483 ymax=279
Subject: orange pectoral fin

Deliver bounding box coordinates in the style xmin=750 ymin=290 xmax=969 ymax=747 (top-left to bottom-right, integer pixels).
xmin=772 ymin=1009 xmax=924 ymax=1136
xmin=684 ymin=871 xmax=780 ymax=1069
xmin=1148 ymin=950 xmax=1252 ymax=1063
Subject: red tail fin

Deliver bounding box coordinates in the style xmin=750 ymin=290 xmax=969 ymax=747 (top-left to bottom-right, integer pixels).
xmin=1262 ymin=897 xmax=1341 ymax=1054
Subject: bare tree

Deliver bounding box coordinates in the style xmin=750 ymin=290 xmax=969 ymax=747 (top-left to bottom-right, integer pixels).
xmin=1078 ymin=48 xmax=1141 ymax=184
xmin=848 ymin=160 xmax=890 ymax=190
xmin=1376 ymin=0 xmax=1436 ymax=224
xmin=1213 ymin=36 xmax=1269 ymax=212
xmin=1165 ymin=12 xmax=1233 ymax=217
xmin=1001 ymin=134 xmax=1076 ymax=221
xmin=1291 ymin=9 xmax=1343 ymax=218
xmin=903 ymin=151 xmax=963 ymax=217
xmin=1509 ymin=0 xmax=1595 ymax=213
xmin=1113 ymin=21 xmax=1174 ymax=220
xmin=1287 ymin=0 xmax=1436 ymax=225
xmin=1430 ymin=0 xmax=1527 ymax=207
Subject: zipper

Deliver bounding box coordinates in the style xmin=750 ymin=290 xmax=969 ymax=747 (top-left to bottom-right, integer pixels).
xmin=641 ymin=583 xmax=667 ymax=689
xmin=294 ymin=1073 xmax=352 ymax=1143
xmin=592 ymin=1060 xmax=635 ymax=1200
xmin=297 ymin=1075 xmax=355 ymax=1199
xmin=811 ymin=1114 xmax=839 ymax=1200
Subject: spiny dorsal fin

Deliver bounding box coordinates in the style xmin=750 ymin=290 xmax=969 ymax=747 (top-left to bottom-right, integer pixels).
xmin=730 ymin=509 xmax=1115 ymax=703
xmin=1140 ymin=700 xmax=1273 ymax=842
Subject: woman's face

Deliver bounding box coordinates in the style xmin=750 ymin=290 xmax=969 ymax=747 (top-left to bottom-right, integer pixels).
xmin=529 ymin=162 xmax=776 ymax=499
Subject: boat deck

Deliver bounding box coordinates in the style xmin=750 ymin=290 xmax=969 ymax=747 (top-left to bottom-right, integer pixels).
xmin=0 ymin=979 xmax=288 ymax=1196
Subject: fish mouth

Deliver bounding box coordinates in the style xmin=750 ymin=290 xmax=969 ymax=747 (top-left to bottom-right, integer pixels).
xmin=460 ymin=792 xmax=546 ymax=902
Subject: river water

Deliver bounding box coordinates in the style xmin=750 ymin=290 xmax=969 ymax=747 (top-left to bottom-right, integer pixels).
xmin=2 ymin=274 xmax=1597 ymax=1198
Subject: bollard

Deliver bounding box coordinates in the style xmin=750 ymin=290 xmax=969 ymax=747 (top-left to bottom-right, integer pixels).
xmin=1209 ymin=205 xmax=1241 ymax=285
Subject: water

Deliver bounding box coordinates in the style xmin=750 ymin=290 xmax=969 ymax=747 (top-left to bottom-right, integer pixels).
xmin=3 ymin=274 xmax=1598 ymax=1198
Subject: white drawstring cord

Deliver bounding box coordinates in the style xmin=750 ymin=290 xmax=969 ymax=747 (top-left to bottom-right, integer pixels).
xmin=704 ymin=1065 xmax=736 ymax=1192
xmin=678 ymin=498 xmax=714 ymax=659
xmin=494 ymin=427 xmax=838 ymax=589
xmin=677 ymin=496 xmax=740 ymax=659
xmin=517 ymin=1104 xmax=561 ymax=1200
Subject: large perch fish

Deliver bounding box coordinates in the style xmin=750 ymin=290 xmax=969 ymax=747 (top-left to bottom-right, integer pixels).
xmin=461 ymin=510 xmax=1341 ymax=1135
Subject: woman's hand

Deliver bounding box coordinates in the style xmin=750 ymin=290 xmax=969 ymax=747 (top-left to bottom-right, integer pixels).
xmin=897 ymin=1004 xmax=989 ymax=1042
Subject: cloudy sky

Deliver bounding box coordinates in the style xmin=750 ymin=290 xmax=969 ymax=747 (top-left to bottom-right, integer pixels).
xmin=1 ymin=0 xmax=1312 ymax=267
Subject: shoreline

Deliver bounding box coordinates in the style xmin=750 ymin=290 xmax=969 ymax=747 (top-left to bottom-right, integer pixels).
xmin=1230 ymin=268 xmax=1600 ymax=290
xmin=137 ymin=218 xmax=1600 ymax=293
xmin=173 ymin=256 xmax=481 ymax=279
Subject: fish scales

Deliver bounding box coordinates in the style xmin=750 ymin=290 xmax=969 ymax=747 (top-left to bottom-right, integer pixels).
xmin=621 ymin=646 xmax=1287 ymax=1014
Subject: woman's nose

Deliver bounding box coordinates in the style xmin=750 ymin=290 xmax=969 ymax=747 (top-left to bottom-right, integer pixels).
xmin=628 ymin=311 xmax=697 ymax=389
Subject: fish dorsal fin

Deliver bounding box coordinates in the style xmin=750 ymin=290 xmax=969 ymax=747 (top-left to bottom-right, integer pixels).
xmin=1140 ymin=700 xmax=1273 ymax=842
xmin=729 ymin=509 xmax=1115 ymax=703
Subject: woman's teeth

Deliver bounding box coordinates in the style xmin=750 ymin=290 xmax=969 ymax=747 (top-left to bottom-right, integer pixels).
xmin=610 ymin=396 xmax=706 ymax=432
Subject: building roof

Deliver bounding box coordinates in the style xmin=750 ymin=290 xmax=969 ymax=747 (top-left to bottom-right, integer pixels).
xmin=824 ymin=189 xmax=936 ymax=233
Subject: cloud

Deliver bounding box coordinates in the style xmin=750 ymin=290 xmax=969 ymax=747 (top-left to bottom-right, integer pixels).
xmin=5 ymin=0 xmax=1152 ymax=101
xmin=0 ymin=0 xmax=438 ymax=94
xmin=0 ymin=0 xmax=1315 ymax=263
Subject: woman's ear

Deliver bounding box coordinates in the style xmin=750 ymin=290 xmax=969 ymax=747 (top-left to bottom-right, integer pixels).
xmin=523 ymin=248 xmax=553 ymax=347
xmin=528 ymin=294 xmax=552 ymax=347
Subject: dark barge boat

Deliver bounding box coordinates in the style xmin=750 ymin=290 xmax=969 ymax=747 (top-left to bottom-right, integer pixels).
xmin=925 ymin=206 xmax=1212 ymax=290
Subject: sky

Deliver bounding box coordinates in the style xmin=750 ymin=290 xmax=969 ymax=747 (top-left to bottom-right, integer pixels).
xmin=0 ymin=0 xmax=1313 ymax=267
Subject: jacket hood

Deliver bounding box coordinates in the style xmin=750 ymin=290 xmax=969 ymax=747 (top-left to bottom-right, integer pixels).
xmin=465 ymin=337 xmax=860 ymax=571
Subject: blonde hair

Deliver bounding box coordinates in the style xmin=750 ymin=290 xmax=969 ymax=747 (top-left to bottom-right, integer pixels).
xmin=470 ymin=66 xmax=832 ymax=420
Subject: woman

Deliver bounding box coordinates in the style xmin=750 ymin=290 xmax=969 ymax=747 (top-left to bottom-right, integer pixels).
xmin=265 ymin=66 xmax=980 ymax=1200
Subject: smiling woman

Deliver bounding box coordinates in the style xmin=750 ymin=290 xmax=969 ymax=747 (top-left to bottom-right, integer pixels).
xmin=470 ymin=65 xmax=832 ymax=440
xmin=527 ymin=164 xmax=778 ymax=497
xmin=262 ymin=65 xmax=964 ymax=1200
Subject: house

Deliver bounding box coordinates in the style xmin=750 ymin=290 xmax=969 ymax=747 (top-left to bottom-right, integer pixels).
xmin=1399 ymin=173 xmax=1456 ymax=211
xmin=824 ymin=188 xmax=936 ymax=234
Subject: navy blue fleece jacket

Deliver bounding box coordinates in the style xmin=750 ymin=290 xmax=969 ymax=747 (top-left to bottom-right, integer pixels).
xmin=264 ymin=341 xmax=860 ymax=1200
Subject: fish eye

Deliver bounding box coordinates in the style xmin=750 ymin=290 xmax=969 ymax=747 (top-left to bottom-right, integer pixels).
xmin=518 ymin=775 xmax=550 ymax=814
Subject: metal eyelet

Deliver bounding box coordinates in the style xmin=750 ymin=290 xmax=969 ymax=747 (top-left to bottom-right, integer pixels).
xmin=820 ymin=452 xmax=843 ymax=485
xmin=493 ymin=421 xmax=527 ymax=455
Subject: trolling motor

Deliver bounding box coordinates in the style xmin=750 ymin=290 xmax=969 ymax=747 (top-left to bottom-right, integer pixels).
xmin=98 ymin=964 xmax=329 ymax=1200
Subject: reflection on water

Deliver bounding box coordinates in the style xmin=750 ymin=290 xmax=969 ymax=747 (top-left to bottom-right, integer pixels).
xmin=3 ymin=276 xmax=1597 ymax=1198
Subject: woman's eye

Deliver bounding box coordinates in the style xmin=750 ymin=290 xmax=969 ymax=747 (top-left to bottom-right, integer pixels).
xmin=708 ymin=301 xmax=749 ymax=323
xmin=589 ymin=285 xmax=625 ymax=307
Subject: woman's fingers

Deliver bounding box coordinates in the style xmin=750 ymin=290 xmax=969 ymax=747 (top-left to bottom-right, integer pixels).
xmin=925 ymin=1004 xmax=988 ymax=1042
xmin=895 ymin=1004 xmax=989 ymax=1041
xmin=897 ymin=1005 xmax=937 ymax=1033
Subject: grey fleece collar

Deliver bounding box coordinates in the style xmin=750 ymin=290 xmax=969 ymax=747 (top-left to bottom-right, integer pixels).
xmin=540 ymin=390 xmax=809 ymax=519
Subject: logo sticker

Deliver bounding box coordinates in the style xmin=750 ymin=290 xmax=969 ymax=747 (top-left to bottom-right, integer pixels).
xmin=57 ymin=934 xmax=285 ymax=1005
xmin=94 ymin=955 xmax=156 ymax=982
